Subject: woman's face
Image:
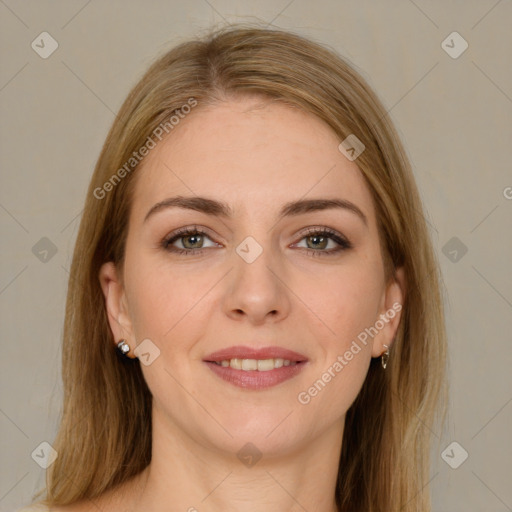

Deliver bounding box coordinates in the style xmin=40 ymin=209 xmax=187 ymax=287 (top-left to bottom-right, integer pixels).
xmin=100 ymin=95 xmax=404 ymax=456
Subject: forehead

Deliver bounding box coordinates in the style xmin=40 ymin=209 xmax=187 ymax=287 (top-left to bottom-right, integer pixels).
xmin=130 ymin=97 xmax=375 ymax=223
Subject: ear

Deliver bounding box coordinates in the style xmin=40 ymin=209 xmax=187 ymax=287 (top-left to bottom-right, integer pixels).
xmin=99 ymin=262 xmax=136 ymax=358
xmin=371 ymin=266 xmax=406 ymax=358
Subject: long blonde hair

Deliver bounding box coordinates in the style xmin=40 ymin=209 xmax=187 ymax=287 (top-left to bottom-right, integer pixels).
xmin=35 ymin=24 xmax=447 ymax=511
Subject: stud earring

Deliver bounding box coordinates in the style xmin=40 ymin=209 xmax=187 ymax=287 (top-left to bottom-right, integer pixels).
xmin=117 ymin=339 xmax=131 ymax=356
xmin=381 ymin=344 xmax=389 ymax=369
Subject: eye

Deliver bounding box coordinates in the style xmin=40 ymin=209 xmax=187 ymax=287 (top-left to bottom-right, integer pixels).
xmin=293 ymin=227 xmax=352 ymax=257
xmin=161 ymin=226 xmax=219 ymax=255
xmin=161 ymin=225 xmax=352 ymax=257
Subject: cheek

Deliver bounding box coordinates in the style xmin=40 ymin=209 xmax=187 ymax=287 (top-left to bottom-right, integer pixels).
xmin=312 ymin=261 xmax=384 ymax=346
xmin=303 ymin=348 xmax=371 ymax=419
xmin=299 ymin=268 xmax=379 ymax=413
xmin=126 ymin=276 xmax=168 ymax=338
xmin=124 ymin=253 xmax=213 ymax=345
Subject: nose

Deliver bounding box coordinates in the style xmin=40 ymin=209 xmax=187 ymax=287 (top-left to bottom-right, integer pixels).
xmin=222 ymin=243 xmax=292 ymax=325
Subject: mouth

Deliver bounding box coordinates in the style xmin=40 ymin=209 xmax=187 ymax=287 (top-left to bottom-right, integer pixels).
xmin=203 ymin=345 xmax=308 ymax=389
xmin=208 ymin=357 xmax=302 ymax=370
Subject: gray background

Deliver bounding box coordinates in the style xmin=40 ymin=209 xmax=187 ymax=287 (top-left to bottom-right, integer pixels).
xmin=1 ymin=1 xmax=511 ymax=511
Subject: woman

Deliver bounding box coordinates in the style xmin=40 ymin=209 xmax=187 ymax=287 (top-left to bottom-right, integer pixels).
xmin=21 ymin=24 xmax=447 ymax=512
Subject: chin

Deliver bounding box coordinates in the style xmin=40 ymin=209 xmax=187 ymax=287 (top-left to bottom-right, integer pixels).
xmin=205 ymin=410 xmax=306 ymax=454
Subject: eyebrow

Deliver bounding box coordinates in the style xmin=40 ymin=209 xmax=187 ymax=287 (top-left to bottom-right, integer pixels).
xmin=144 ymin=195 xmax=368 ymax=226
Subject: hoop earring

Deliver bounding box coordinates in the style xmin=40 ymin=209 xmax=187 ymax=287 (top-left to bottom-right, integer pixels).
xmin=117 ymin=339 xmax=131 ymax=356
xmin=381 ymin=344 xmax=389 ymax=369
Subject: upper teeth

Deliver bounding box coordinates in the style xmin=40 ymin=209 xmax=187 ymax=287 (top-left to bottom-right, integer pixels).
xmin=215 ymin=358 xmax=297 ymax=371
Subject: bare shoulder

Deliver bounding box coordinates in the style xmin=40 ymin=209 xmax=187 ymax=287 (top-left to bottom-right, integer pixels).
xmin=47 ymin=499 xmax=114 ymax=512
xmin=23 ymin=470 xmax=147 ymax=512
xmin=46 ymin=501 xmax=109 ymax=512
xmin=44 ymin=470 xmax=147 ymax=512
xmin=51 ymin=504 xmax=89 ymax=512
xmin=46 ymin=503 xmax=91 ymax=512
xmin=17 ymin=505 xmax=74 ymax=512
xmin=18 ymin=500 xmax=106 ymax=512
xmin=17 ymin=506 xmax=50 ymax=512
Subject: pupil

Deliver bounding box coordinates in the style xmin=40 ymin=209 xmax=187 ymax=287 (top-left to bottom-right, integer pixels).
xmin=309 ymin=235 xmax=327 ymax=249
xmin=185 ymin=234 xmax=202 ymax=248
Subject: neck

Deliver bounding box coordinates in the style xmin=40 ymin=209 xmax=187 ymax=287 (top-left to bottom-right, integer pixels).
xmin=126 ymin=406 xmax=344 ymax=512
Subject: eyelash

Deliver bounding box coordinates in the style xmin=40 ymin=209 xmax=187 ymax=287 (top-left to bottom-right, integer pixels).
xmin=161 ymin=225 xmax=352 ymax=257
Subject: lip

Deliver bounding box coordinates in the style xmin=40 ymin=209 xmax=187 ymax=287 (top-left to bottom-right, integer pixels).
xmin=203 ymin=345 xmax=309 ymax=390
xmin=204 ymin=360 xmax=308 ymax=389
xmin=203 ymin=345 xmax=308 ymax=363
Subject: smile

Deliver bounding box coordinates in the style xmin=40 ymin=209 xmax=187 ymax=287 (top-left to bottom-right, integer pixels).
xmin=213 ymin=358 xmax=298 ymax=371
xmin=204 ymin=359 xmax=307 ymax=389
